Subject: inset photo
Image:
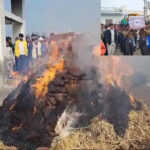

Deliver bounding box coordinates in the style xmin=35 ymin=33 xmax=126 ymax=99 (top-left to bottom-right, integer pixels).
xmin=101 ymin=0 xmax=150 ymax=55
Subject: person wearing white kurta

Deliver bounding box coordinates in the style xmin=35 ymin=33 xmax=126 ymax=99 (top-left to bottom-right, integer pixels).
xmin=107 ymin=28 xmax=116 ymax=55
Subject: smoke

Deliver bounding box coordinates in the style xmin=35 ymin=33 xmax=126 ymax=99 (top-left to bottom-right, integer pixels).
xmin=122 ymin=57 xmax=150 ymax=103
xmin=55 ymin=106 xmax=82 ymax=138
xmin=26 ymin=40 xmax=150 ymax=136
xmin=5 ymin=34 xmax=150 ymax=143
xmin=75 ymin=52 xmax=150 ymax=94
xmin=123 ymin=56 xmax=150 ymax=84
xmin=72 ymin=33 xmax=99 ymax=70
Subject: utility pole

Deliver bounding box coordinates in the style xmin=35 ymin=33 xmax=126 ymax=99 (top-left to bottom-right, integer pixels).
xmin=144 ymin=0 xmax=150 ymax=15
xmin=144 ymin=0 xmax=147 ymax=16
xmin=144 ymin=0 xmax=150 ymax=22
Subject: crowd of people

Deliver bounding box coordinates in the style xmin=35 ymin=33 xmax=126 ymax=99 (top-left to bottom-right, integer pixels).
xmin=101 ymin=23 xmax=150 ymax=55
xmin=4 ymin=32 xmax=80 ymax=81
xmin=4 ymin=33 xmax=53 ymax=81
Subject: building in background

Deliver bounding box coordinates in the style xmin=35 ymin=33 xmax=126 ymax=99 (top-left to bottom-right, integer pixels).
xmin=0 ymin=0 xmax=25 ymax=83
xmin=101 ymin=6 xmax=143 ymax=25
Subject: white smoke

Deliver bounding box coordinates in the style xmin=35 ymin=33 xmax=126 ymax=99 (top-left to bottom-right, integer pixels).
xmin=55 ymin=106 xmax=82 ymax=138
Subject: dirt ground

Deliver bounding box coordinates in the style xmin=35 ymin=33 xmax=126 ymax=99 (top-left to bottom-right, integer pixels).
xmin=0 ymin=80 xmax=17 ymax=105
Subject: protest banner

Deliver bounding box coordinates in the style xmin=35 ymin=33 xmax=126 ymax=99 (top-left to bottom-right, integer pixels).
xmin=129 ymin=16 xmax=145 ymax=29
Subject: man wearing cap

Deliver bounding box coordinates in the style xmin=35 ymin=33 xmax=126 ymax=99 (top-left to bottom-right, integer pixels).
xmin=15 ymin=33 xmax=28 ymax=73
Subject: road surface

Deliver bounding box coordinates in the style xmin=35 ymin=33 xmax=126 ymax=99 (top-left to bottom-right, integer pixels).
xmin=114 ymin=47 xmax=142 ymax=55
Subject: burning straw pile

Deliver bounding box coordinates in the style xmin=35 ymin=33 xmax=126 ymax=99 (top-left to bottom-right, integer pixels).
xmin=0 ymin=60 xmax=88 ymax=149
xmin=0 ymin=37 xmax=150 ymax=150
xmin=53 ymin=103 xmax=150 ymax=150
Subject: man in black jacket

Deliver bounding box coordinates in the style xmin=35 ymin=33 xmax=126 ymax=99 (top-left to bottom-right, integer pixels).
xmin=106 ymin=24 xmax=118 ymax=55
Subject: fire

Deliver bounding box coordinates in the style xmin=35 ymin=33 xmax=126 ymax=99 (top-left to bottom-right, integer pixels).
xmin=11 ymin=71 xmax=20 ymax=79
xmin=9 ymin=101 xmax=17 ymax=111
xmin=11 ymin=71 xmax=29 ymax=85
xmin=93 ymin=45 xmax=101 ymax=57
xmin=104 ymin=57 xmax=123 ymax=86
xmin=33 ymin=104 xmax=37 ymax=116
xmin=33 ymin=60 xmax=64 ymax=99
xmin=12 ymin=122 xmax=24 ymax=132
xmin=33 ymin=41 xmax=65 ymax=99
xmin=32 ymin=35 xmax=77 ymax=100
xmin=129 ymin=95 xmax=135 ymax=103
xmin=10 ymin=71 xmax=22 ymax=85
xmin=71 ymin=80 xmax=77 ymax=89
xmin=50 ymin=41 xmax=60 ymax=63
xmin=105 ymin=74 xmax=120 ymax=86
xmin=99 ymin=56 xmax=134 ymax=88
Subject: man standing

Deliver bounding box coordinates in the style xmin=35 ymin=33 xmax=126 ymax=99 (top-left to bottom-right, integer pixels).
xmin=39 ymin=37 xmax=47 ymax=57
xmin=124 ymin=25 xmax=136 ymax=55
xmin=119 ymin=25 xmax=126 ymax=55
xmin=32 ymin=37 xmax=42 ymax=66
xmin=26 ymin=36 xmax=32 ymax=70
xmin=15 ymin=33 xmax=28 ymax=74
xmin=49 ymin=33 xmax=55 ymax=44
xmin=48 ymin=33 xmax=55 ymax=53
xmin=139 ymin=28 xmax=147 ymax=55
xmin=106 ymin=24 xmax=117 ymax=55
xmin=143 ymin=25 xmax=150 ymax=55
xmin=4 ymin=40 xmax=15 ymax=81
xmin=103 ymin=25 xmax=108 ymax=55
xmin=6 ymin=37 xmax=14 ymax=54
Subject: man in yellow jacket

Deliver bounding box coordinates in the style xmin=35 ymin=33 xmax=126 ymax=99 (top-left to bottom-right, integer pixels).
xmin=15 ymin=33 xmax=28 ymax=73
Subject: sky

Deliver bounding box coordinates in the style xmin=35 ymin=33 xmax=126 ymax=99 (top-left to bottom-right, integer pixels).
xmin=102 ymin=0 xmax=144 ymax=11
xmin=4 ymin=0 xmax=100 ymax=37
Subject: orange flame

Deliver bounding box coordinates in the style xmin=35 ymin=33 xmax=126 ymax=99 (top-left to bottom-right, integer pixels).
xmin=33 ymin=60 xmax=64 ymax=99
xmin=33 ymin=104 xmax=37 ymax=116
xmin=11 ymin=71 xmax=29 ymax=85
xmin=71 ymin=80 xmax=77 ymax=89
xmin=33 ymin=41 xmax=65 ymax=100
xmin=93 ymin=45 xmax=101 ymax=57
xmin=50 ymin=41 xmax=60 ymax=63
xmin=99 ymin=56 xmax=133 ymax=88
xmin=11 ymin=71 xmax=20 ymax=79
xmin=12 ymin=122 xmax=24 ymax=132
xmin=105 ymin=74 xmax=120 ymax=86
xmin=9 ymin=101 xmax=17 ymax=111
xmin=129 ymin=95 xmax=135 ymax=103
